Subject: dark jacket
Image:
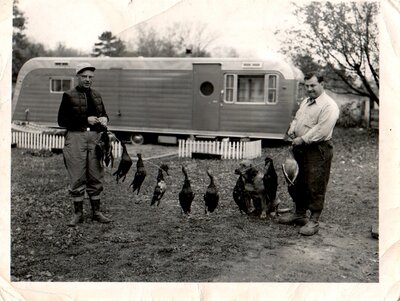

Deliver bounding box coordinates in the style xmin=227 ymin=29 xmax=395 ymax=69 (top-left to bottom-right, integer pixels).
xmin=58 ymin=86 xmax=108 ymax=131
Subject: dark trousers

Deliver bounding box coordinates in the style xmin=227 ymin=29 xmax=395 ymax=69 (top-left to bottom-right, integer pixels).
xmin=288 ymin=141 xmax=333 ymax=213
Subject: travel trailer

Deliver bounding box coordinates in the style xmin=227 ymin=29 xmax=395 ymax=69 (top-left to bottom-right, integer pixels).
xmin=12 ymin=57 xmax=303 ymax=143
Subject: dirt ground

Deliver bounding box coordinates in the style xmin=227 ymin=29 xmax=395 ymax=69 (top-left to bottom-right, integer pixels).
xmin=10 ymin=127 xmax=378 ymax=282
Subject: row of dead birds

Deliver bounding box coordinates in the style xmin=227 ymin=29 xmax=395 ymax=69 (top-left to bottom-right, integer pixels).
xmin=95 ymin=131 xmax=219 ymax=214
xmin=111 ymin=142 xmax=218 ymax=214
xmin=110 ymin=141 xmax=299 ymax=216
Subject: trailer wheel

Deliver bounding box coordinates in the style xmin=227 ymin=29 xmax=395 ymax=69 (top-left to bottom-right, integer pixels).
xmin=130 ymin=133 xmax=144 ymax=145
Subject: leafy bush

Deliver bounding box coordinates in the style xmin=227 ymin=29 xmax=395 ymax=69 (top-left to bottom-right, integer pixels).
xmin=336 ymin=100 xmax=365 ymax=128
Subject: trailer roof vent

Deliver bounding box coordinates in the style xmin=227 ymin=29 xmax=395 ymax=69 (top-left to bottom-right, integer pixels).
xmin=54 ymin=61 xmax=69 ymax=66
xmin=242 ymin=62 xmax=263 ymax=69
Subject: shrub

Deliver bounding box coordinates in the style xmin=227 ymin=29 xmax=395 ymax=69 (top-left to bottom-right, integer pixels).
xmin=336 ymin=100 xmax=365 ymax=128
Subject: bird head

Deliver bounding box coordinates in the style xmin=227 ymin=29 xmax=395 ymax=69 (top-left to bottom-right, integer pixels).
xmin=107 ymin=131 xmax=117 ymax=143
xmin=264 ymin=157 xmax=272 ymax=165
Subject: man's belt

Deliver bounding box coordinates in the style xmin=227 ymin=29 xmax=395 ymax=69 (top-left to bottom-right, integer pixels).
xmin=68 ymin=126 xmax=97 ymax=132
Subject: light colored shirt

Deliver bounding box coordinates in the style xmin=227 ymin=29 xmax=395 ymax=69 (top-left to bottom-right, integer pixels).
xmin=288 ymin=91 xmax=339 ymax=144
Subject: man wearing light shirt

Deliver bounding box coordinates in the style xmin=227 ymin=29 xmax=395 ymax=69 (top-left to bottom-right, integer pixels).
xmin=278 ymin=72 xmax=340 ymax=236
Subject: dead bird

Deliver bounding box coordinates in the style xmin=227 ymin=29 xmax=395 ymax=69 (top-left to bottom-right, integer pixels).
xmin=95 ymin=130 xmax=114 ymax=168
xmin=179 ymin=166 xmax=195 ymax=215
xmin=129 ymin=153 xmax=147 ymax=195
xmin=233 ymin=173 xmax=251 ymax=215
xmin=112 ymin=142 xmax=132 ymax=183
xmin=263 ymin=157 xmax=280 ymax=214
xmin=204 ymin=169 xmax=219 ymax=214
xmin=282 ymin=150 xmax=299 ymax=186
xmin=150 ymin=164 xmax=169 ymax=207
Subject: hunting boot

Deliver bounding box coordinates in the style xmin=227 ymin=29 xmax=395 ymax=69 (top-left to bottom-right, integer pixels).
xmin=277 ymin=209 xmax=308 ymax=226
xmin=299 ymin=211 xmax=321 ymax=236
xmin=90 ymin=198 xmax=112 ymax=223
xmin=67 ymin=199 xmax=84 ymax=227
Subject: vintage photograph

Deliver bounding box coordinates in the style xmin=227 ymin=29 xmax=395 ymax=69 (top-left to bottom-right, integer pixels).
xmin=4 ymin=0 xmax=396 ymax=299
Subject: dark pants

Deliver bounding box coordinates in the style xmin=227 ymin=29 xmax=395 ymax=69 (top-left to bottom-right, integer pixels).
xmin=288 ymin=141 xmax=333 ymax=213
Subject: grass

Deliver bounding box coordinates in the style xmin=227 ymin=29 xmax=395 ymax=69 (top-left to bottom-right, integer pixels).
xmin=10 ymin=127 xmax=379 ymax=282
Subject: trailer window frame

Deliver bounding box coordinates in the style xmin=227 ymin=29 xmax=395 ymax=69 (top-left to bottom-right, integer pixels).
xmin=223 ymin=74 xmax=237 ymax=103
xmin=266 ymin=74 xmax=279 ymax=104
xmin=49 ymin=77 xmax=74 ymax=94
xmin=223 ymin=73 xmax=279 ymax=105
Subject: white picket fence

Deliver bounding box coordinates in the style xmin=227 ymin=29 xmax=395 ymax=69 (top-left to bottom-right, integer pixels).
xmin=178 ymin=139 xmax=262 ymax=160
xmin=11 ymin=131 xmax=122 ymax=158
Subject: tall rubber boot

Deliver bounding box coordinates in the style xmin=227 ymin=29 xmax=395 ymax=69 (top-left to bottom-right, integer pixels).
xmin=90 ymin=198 xmax=112 ymax=223
xmin=67 ymin=200 xmax=83 ymax=227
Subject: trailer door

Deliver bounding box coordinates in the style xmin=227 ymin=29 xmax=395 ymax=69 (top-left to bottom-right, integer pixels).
xmin=192 ymin=63 xmax=221 ymax=131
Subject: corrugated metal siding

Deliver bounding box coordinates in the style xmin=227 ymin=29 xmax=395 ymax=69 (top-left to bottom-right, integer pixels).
xmin=13 ymin=68 xmax=194 ymax=131
xmin=13 ymin=60 xmax=299 ymax=138
xmin=96 ymin=69 xmax=193 ymax=130
xmin=13 ymin=69 xmax=71 ymax=123
xmin=220 ymin=79 xmax=296 ymax=134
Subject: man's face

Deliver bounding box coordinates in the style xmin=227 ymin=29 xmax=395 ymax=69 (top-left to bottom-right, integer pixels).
xmin=304 ymin=75 xmax=324 ymax=99
xmin=77 ymin=70 xmax=94 ymax=89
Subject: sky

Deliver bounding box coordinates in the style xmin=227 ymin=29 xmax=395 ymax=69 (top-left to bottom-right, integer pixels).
xmin=17 ymin=0 xmax=297 ymax=58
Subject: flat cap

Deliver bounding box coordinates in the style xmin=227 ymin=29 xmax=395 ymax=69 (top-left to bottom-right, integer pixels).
xmin=76 ymin=62 xmax=96 ymax=75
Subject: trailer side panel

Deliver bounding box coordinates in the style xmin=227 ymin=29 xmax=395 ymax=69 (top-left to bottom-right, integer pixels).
xmin=103 ymin=69 xmax=193 ymax=130
xmin=12 ymin=57 xmax=302 ymax=139
xmin=13 ymin=69 xmax=72 ymax=124
xmin=220 ymin=79 xmax=297 ymax=135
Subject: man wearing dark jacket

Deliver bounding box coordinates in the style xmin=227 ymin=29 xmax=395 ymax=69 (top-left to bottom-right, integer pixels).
xmin=58 ymin=62 xmax=112 ymax=226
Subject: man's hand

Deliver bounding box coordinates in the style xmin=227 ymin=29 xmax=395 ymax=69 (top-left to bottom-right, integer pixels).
xmin=283 ymin=133 xmax=292 ymax=142
xmin=292 ymin=137 xmax=304 ymax=146
xmin=88 ymin=116 xmax=99 ymax=125
xmin=98 ymin=117 xmax=108 ymax=127
xmin=284 ymin=132 xmax=295 ymax=142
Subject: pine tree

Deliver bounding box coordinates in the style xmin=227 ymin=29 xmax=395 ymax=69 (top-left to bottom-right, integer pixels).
xmin=91 ymin=31 xmax=126 ymax=57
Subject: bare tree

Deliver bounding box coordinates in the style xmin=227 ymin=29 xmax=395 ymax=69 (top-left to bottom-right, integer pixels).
xmin=133 ymin=26 xmax=179 ymax=57
xmin=47 ymin=43 xmax=86 ymax=57
xmin=275 ymin=2 xmax=379 ymax=105
xmin=127 ymin=22 xmax=216 ymax=57
xmin=172 ymin=21 xmax=218 ymax=57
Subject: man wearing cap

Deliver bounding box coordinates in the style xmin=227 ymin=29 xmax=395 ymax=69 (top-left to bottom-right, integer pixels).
xmin=278 ymin=72 xmax=339 ymax=236
xmin=58 ymin=62 xmax=112 ymax=226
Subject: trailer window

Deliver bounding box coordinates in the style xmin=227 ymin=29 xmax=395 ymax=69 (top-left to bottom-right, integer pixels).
xmin=237 ymin=75 xmax=265 ymax=103
xmin=224 ymin=74 xmax=237 ymax=103
xmin=50 ymin=78 xmax=73 ymax=93
xmin=224 ymin=73 xmax=279 ymax=104
xmin=267 ymin=75 xmax=278 ymax=103
xmin=200 ymin=81 xmax=214 ymax=96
